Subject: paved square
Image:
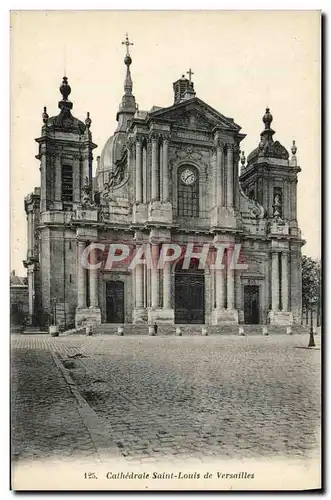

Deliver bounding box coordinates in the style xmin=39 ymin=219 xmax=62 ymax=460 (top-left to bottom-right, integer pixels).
xmin=11 ymin=334 xmax=321 ymax=465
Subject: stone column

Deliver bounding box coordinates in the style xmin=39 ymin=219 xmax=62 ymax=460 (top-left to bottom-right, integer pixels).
xmin=27 ymin=269 xmax=34 ymax=321
xmin=292 ymin=180 xmax=298 ymax=221
xmin=163 ymin=261 xmax=171 ymax=309
xmin=55 ymin=156 xmax=62 ymax=201
xmin=227 ymin=144 xmax=234 ymax=208
xmin=135 ymin=262 xmax=144 ymax=309
xmin=235 ymin=271 xmax=243 ymax=309
xmin=135 ymin=139 xmax=142 ymax=203
xmin=227 ymin=267 xmax=235 ymax=309
xmin=89 ymin=245 xmax=99 ymax=308
xmin=151 ymin=136 xmax=159 ymax=201
xmin=281 ymin=252 xmax=289 ymax=311
xmin=215 ymin=269 xmax=225 ymax=309
xmin=142 ymin=146 xmax=147 ymax=203
xmin=27 ymin=212 xmax=33 ymax=258
xmin=269 ymin=182 xmax=274 ymax=218
xmin=162 ymin=138 xmax=169 ymax=202
xmin=40 ymin=153 xmax=47 ymax=212
xmin=271 ymin=251 xmax=279 ymax=310
xmin=151 ymin=243 xmax=159 ymax=308
xmin=215 ymin=141 xmax=224 ymax=206
xmin=77 ymin=241 xmax=86 ymax=308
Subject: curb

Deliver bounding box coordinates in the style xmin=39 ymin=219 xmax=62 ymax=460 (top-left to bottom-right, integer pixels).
xmin=51 ymin=352 xmax=124 ymax=463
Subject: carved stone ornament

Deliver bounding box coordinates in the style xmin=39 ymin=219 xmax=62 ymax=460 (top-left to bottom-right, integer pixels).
xmin=80 ymin=177 xmax=96 ymax=209
xmin=272 ymin=194 xmax=283 ymax=221
xmin=175 ymin=145 xmax=203 ymax=162
xmin=248 ymin=199 xmax=265 ymax=219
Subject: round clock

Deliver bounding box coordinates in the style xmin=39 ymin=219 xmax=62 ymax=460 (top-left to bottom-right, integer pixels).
xmin=180 ymin=168 xmax=196 ymax=185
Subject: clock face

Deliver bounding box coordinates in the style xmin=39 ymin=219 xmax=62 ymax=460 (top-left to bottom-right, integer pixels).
xmin=180 ymin=168 xmax=196 ymax=185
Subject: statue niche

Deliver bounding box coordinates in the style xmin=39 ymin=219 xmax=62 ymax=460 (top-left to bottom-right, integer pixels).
xmin=273 ymin=189 xmax=283 ymax=220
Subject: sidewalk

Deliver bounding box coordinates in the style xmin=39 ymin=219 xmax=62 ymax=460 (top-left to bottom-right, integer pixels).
xmin=11 ymin=346 xmax=100 ymax=466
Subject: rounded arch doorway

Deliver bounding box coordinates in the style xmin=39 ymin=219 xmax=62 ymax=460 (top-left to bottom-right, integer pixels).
xmin=174 ymin=259 xmax=205 ymax=324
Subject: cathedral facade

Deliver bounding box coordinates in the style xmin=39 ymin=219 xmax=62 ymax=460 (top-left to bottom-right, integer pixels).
xmin=23 ymin=38 xmax=304 ymax=329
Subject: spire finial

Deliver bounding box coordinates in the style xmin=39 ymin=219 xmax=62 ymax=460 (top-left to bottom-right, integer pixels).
xmin=58 ymin=76 xmax=73 ymax=110
xmin=291 ymin=140 xmax=297 ymax=156
xmin=263 ymin=107 xmax=273 ymax=130
xmin=60 ymin=76 xmax=71 ymax=100
xmin=121 ymin=34 xmax=134 ymax=96
xmin=85 ymin=111 xmax=91 ymax=129
xmin=240 ymin=150 xmax=246 ymax=166
xmin=122 ymin=33 xmax=134 ymax=59
xmin=42 ymin=106 xmax=49 ymax=124
xmin=116 ymin=34 xmax=137 ymax=129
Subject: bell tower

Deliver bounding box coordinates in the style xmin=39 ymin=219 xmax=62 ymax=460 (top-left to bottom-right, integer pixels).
xmin=240 ymin=108 xmax=304 ymax=325
xmin=36 ymin=77 xmax=96 ymax=212
xmin=32 ymin=77 xmax=97 ymax=328
xmin=239 ymin=108 xmax=301 ymax=228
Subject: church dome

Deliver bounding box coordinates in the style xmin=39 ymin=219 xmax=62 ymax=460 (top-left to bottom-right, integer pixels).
xmin=96 ymin=132 xmax=127 ymax=191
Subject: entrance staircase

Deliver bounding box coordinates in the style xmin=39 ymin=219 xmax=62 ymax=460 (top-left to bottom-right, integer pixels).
xmin=68 ymin=323 xmax=312 ymax=336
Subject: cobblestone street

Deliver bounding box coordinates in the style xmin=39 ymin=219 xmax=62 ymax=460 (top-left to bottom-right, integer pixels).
xmin=11 ymin=345 xmax=100 ymax=465
xmin=11 ymin=334 xmax=321 ymax=466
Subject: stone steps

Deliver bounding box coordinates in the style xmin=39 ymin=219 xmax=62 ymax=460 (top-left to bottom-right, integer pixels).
xmin=85 ymin=323 xmax=312 ymax=336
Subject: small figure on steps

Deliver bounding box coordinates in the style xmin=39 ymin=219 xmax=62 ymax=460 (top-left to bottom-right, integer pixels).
xmin=153 ymin=322 xmax=158 ymax=336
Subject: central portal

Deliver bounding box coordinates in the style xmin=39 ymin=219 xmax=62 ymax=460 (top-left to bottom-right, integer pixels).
xmin=174 ymin=260 xmax=205 ymax=324
xmin=106 ymin=281 xmax=124 ymax=323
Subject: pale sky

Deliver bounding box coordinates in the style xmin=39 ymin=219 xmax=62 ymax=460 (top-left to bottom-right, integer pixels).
xmin=10 ymin=10 xmax=321 ymax=275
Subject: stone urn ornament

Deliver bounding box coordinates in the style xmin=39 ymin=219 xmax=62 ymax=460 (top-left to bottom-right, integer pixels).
xmin=49 ymin=324 xmax=59 ymax=337
xmin=239 ymin=326 xmax=246 ymax=336
xmin=86 ymin=324 xmax=93 ymax=336
xmin=148 ymin=325 xmax=155 ymax=336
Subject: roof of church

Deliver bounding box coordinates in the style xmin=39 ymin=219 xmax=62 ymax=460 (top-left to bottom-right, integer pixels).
xmin=247 ymin=108 xmax=289 ymax=164
xmin=99 ymin=133 xmax=127 ymax=172
xmin=41 ymin=77 xmax=88 ymax=134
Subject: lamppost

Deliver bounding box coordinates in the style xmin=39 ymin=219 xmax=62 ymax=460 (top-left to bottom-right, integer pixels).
xmin=308 ymin=296 xmax=317 ymax=348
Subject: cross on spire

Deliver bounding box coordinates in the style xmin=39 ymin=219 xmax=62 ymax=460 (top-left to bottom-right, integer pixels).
xmin=186 ymin=68 xmax=194 ymax=82
xmin=122 ymin=33 xmax=134 ymax=56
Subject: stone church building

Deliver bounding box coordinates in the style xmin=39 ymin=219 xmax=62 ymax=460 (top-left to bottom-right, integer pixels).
xmin=24 ymin=37 xmax=304 ymax=329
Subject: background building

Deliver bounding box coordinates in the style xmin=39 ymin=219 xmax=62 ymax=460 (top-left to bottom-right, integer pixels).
xmin=24 ymin=38 xmax=304 ymax=329
xmin=10 ymin=270 xmax=28 ymax=326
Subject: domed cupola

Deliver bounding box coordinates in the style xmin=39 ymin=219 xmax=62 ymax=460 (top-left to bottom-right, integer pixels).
xmin=44 ymin=76 xmax=86 ymax=134
xmin=246 ymin=108 xmax=289 ymax=166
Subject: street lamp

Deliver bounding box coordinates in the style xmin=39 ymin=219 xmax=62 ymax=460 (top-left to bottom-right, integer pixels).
xmin=308 ymin=296 xmax=317 ymax=348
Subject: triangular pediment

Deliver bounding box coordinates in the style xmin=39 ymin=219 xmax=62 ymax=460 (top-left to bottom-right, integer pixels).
xmin=149 ymin=97 xmax=242 ymax=132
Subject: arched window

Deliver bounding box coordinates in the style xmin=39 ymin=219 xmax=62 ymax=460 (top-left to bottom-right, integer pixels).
xmin=177 ymin=165 xmax=199 ymax=217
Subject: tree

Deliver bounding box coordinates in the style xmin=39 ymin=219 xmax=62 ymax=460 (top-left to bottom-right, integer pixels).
xmin=301 ymin=255 xmax=321 ymax=326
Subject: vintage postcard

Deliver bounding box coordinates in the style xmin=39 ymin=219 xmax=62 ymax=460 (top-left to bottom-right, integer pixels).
xmin=10 ymin=10 xmax=321 ymax=491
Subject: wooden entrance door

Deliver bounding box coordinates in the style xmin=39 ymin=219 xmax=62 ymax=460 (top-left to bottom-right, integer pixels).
xmin=106 ymin=281 xmax=124 ymax=323
xmin=244 ymin=285 xmax=259 ymax=324
xmin=174 ymin=261 xmax=205 ymax=324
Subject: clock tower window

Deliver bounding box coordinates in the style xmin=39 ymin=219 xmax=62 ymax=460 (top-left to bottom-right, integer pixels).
xmin=177 ymin=165 xmax=199 ymax=217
